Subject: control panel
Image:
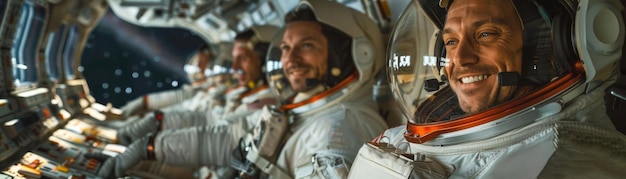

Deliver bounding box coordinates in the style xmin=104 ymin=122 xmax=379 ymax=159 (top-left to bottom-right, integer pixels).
xmin=0 ymin=83 xmax=123 ymax=178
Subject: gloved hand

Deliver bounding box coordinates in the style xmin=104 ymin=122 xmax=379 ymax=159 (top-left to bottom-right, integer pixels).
xmin=97 ymin=135 xmax=150 ymax=178
xmin=120 ymin=96 xmax=145 ymax=118
xmin=116 ymin=113 xmax=158 ymax=145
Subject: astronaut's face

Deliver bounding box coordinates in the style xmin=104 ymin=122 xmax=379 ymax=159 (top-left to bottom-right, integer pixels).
xmin=442 ymin=0 xmax=523 ymax=114
xmin=280 ymin=21 xmax=328 ymax=92
xmin=196 ymin=51 xmax=212 ymax=82
xmin=197 ymin=51 xmax=211 ymax=76
xmin=232 ymin=40 xmax=262 ymax=87
xmin=187 ymin=51 xmax=212 ymax=84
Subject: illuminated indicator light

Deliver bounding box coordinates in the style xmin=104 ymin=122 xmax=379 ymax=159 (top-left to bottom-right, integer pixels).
xmin=156 ymin=111 xmax=163 ymax=122
xmin=55 ymin=165 xmax=69 ymax=173
xmin=42 ymin=108 xmax=51 ymax=118
xmin=27 ymin=159 xmax=41 ymax=168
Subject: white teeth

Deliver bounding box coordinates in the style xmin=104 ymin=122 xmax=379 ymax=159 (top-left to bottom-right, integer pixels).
xmin=461 ymin=75 xmax=488 ymax=83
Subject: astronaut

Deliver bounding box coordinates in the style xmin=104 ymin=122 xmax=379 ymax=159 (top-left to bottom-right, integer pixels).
xmin=347 ymin=0 xmax=626 ymax=178
xmin=218 ymin=26 xmax=278 ymax=118
xmin=96 ymin=1 xmax=389 ymax=178
xmin=201 ymin=49 xmax=236 ymax=119
xmin=246 ymin=0 xmax=389 ymax=177
xmin=114 ymin=43 xmax=237 ymax=145
xmin=119 ymin=43 xmax=216 ymax=118
xmin=96 ymin=25 xmax=280 ymax=178
xmin=157 ymin=42 xmax=236 ymax=114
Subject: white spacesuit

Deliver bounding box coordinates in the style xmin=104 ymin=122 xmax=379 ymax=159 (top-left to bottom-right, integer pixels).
xmin=241 ymin=1 xmax=390 ymax=178
xmin=119 ymin=43 xmax=216 ymax=117
xmin=114 ymin=43 xmax=236 ymax=145
xmin=97 ymin=1 xmax=389 ymax=178
xmin=201 ymin=46 xmax=236 ymax=119
xmin=167 ymin=42 xmax=236 ymax=114
xmin=348 ymin=0 xmax=626 ymax=178
xmin=96 ymin=25 xmax=280 ymax=178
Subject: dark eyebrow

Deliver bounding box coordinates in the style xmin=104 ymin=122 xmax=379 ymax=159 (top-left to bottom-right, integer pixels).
xmin=298 ymin=36 xmax=323 ymax=44
xmin=281 ymin=36 xmax=321 ymax=46
xmin=443 ymin=18 xmax=508 ymax=35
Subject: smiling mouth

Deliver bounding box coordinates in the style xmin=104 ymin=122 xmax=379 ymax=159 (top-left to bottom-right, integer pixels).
xmin=290 ymin=68 xmax=306 ymax=73
xmin=287 ymin=66 xmax=310 ymax=76
xmin=460 ymin=74 xmax=489 ymax=84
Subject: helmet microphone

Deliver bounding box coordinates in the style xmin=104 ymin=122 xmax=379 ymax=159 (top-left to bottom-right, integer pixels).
xmin=498 ymin=72 xmax=519 ymax=86
xmin=424 ymin=79 xmax=446 ymax=92
xmin=305 ymin=78 xmax=322 ymax=90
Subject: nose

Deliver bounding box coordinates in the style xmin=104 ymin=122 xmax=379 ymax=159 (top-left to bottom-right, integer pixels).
xmin=450 ymin=37 xmax=478 ymax=66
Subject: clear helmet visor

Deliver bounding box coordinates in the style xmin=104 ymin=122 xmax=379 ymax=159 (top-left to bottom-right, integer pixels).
xmin=390 ymin=0 xmax=572 ymax=126
xmin=266 ymin=35 xmax=291 ymax=102
xmin=184 ymin=64 xmax=202 ymax=81
xmin=211 ymin=61 xmax=233 ymax=84
xmin=184 ymin=52 xmax=211 ymax=82
xmin=211 ymin=42 xmax=234 ymax=77
xmin=388 ymin=1 xmax=451 ymax=124
xmin=208 ymin=43 xmax=234 ymax=86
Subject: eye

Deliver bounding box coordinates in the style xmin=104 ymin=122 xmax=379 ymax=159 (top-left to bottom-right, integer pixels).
xmin=444 ymin=39 xmax=458 ymax=46
xmin=280 ymin=45 xmax=290 ymax=52
xmin=302 ymin=42 xmax=313 ymax=49
xmin=478 ymin=31 xmax=498 ymax=39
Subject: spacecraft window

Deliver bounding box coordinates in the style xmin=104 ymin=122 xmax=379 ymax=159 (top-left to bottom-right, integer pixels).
xmin=45 ymin=24 xmax=68 ymax=81
xmin=63 ymin=25 xmax=80 ymax=80
xmin=11 ymin=1 xmax=46 ymax=89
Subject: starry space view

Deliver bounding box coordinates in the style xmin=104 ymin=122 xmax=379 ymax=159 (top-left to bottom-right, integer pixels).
xmin=80 ymin=10 xmax=206 ymax=107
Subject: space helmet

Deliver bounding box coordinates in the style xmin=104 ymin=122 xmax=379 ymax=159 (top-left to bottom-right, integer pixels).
xmin=387 ymin=0 xmax=624 ymax=145
xmin=232 ymin=25 xmax=279 ymax=89
xmin=207 ymin=41 xmax=235 ymax=86
xmin=184 ymin=43 xmax=214 ymax=83
xmin=265 ymin=0 xmax=384 ymax=113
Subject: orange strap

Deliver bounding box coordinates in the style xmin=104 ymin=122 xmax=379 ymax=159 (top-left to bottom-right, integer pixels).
xmin=143 ymin=95 xmax=149 ymax=110
xmin=280 ymin=72 xmax=359 ymax=111
xmin=405 ymin=63 xmax=585 ymax=144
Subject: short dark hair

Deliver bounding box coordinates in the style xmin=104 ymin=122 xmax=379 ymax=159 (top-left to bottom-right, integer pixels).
xmin=234 ymin=29 xmax=256 ymax=41
xmin=198 ymin=43 xmax=212 ymax=55
xmin=285 ymin=7 xmax=317 ymax=23
xmin=234 ymin=28 xmax=270 ymax=62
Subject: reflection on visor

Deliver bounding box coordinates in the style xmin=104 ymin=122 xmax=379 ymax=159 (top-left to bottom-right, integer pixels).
xmin=184 ymin=65 xmax=200 ymax=74
xmin=390 ymin=54 xmax=449 ymax=70
xmin=213 ymin=66 xmax=231 ymax=74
